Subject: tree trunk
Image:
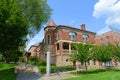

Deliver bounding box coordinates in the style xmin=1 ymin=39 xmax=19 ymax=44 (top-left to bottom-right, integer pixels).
xmin=85 ymin=61 xmax=87 ymax=71
xmin=99 ymin=61 xmax=102 ymax=69
xmin=4 ymin=56 xmax=9 ymax=63
xmin=3 ymin=52 xmax=10 ymax=63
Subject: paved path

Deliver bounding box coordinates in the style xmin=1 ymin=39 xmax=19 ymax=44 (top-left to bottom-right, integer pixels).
xmin=16 ymin=72 xmax=42 ymax=80
xmin=16 ymin=71 xmax=77 ymax=80
xmin=16 ymin=63 xmax=77 ymax=80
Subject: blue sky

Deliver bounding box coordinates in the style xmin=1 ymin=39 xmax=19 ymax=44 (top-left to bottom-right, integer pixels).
xmin=26 ymin=0 xmax=120 ymax=50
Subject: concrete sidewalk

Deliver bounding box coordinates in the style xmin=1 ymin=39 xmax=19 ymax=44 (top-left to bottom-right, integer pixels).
xmin=16 ymin=71 xmax=77 ymax=80
xmin=16 ymin=72 xmax=42 ymax=80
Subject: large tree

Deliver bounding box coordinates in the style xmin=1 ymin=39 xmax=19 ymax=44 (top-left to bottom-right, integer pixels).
xmin=70 ymin=43 xmax=93 ymax=71
xmin=18 ymin=0 xmax=52 ymax=36
xmin=0 ymin=0 xmax=51 ymax=63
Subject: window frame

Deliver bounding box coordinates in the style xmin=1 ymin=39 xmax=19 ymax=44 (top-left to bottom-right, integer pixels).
xmin=46 ymin=35 xmax=51 ymax=45
xmin=69 ymin=31 xmax=76 ymax=39
xmin=82 ymin=34 xmax=89 ymax=41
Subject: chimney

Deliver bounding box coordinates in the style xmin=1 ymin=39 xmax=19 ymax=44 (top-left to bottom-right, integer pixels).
xmin=81 ymin=24 xmax=86 ymax=30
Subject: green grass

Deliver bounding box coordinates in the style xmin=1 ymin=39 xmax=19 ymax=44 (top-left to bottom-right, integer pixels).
xmin=64 ymin=69 xmax=120 ymax=80
xmin=0 ymin=62 xmax=17 ymax=80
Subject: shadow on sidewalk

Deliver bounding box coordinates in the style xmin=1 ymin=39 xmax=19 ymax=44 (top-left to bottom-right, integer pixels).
xmin=16 ymin=72 xmax=41 ymax=80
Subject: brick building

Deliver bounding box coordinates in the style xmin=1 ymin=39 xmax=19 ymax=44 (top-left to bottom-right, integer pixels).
xmin=95 ymin=26 xmax=120 ymax=67
xmin=28 ymin=21 xmax=120 ymax=68
xmin=95 ymin=26 xmax=120 ymax=45
xmin=28 ymin=42 xmax=40 ymax=58
xmin=29 ymin=20 xmax=97 ymax=67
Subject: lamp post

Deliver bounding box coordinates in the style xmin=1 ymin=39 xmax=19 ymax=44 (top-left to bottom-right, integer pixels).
xmin=46 ymin=51 xmax=51 ymax=76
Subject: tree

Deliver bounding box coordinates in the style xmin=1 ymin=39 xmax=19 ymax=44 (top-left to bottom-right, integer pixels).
xmin=70 ymin=43 xmax=93 ymax=71
xmin=0 ymin=0 xmax=51 ymax=63
xmin=92 ymin=44 xmax=115 ymax=68
xmin=18 ymin=0 xmax=52 ymax=36
xmin=114 ymin=43 xmax=120 ymax=61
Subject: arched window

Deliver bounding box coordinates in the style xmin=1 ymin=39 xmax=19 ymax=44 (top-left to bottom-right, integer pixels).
xmin=69 ymin=31 xmax=76 ymax=39
xmin=47 ymin=35 xmax=51 ymax=45
xmin=82 ymin=34 xmax=89 ymax=41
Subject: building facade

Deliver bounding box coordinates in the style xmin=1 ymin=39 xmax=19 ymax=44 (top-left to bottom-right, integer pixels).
xmin=28 ymin=20 xmax=97 ymax=67
xmin=28 ymin=21 xmax=120 ymax=68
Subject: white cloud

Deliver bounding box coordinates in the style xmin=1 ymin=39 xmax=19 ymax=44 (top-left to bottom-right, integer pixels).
xmin=93 ymin=0 xmax=120 ymax=25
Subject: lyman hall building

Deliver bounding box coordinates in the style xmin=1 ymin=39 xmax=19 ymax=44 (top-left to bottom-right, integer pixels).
xmin=28 ymin=20 xmax=120 ymax=68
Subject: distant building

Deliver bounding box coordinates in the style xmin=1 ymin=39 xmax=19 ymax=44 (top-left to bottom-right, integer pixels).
xmin=28 ymin=42 xmax=40 ymax=58
xmin=95 ymin=26 xmax=120 ymax=45
xmin=95 ymin=26 xmax=120 ymax=67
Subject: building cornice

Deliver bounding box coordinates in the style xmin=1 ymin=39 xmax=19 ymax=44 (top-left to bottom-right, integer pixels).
xmin=54 ymin=25 xmax=96 ymax=35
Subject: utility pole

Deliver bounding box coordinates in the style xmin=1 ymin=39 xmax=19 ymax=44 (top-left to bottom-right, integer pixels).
xmin=46 ymin=51 xmax=51 ymax=76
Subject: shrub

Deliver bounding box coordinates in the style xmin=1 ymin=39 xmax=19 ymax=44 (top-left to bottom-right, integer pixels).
xmin=19 ymin=57 xmax=24 ymax=62
xmin=39 ymin=66 xmax=46 ymax=74
xmin=37 ymin=60 xmax=46 ymax=66
xmin=28 ymin=56 xmax=38 ymax=65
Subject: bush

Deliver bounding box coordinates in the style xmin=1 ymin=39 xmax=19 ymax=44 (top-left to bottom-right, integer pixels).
xmin=28 ymin=56 xmax=38 ymax=65
xmin=19 ymin=57 xmax=24 ymax=62
xmin=37 ymin=60 xmax=46 ymax=66
xmin=39 ymin=66 xmax=75 ymax=74
xmin=39 ymin=66 xmax=46 ymax=74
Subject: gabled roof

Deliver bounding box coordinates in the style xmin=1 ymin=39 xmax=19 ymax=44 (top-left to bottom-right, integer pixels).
xmin=97 ymin=26 xmax=120 ymax=35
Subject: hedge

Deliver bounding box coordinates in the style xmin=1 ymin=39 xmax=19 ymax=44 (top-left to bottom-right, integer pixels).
xmin=39 ymin=66 xmax=75 ymax=74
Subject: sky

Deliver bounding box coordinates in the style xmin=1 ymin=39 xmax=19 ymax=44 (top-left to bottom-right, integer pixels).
xmin=26 ymin=0 xmax=120 ymax=50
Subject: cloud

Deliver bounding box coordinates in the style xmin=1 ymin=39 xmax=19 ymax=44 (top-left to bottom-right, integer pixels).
xmin=93 ymin=0 xmax=120 ymax=25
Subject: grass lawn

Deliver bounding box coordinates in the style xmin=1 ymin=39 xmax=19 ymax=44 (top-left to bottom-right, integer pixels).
xmin=0 ymin=62 xmax=17 ymax=80
xmin=64 ymin=69 xmax=120 ymax=80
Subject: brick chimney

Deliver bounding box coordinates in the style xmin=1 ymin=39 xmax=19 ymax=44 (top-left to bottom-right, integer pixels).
xmin=81 ymin=24 xmax=86 ymax=30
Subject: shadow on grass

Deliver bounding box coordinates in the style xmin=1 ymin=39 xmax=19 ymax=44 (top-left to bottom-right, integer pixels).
xmin=76 ymin=69 xmax=120 ymax=74
xmin=0 ymin=68 xmax=17 ymax=80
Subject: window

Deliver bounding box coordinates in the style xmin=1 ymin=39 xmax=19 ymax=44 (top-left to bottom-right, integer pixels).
xmin=106 ymin=36 xmax=109 ymax=40
xmin=66 ymin=59 xmax=68 ymax=62
xmin=47 ymin=35 xmax=50 ymax=44
xmin=82 ymin=34 xmax=89 ymax=41
xmin=57 ymin=44 xmax=59 ymax=50
xmin=56 ymin=32 xmax=58 ymax=39
xmin=69 ymin=31 xmax=76 ymax=39
xmin=63 ymin=42 xmax=69 ymax=49
xmin=100 ymin=38 xmax=103 ymax=42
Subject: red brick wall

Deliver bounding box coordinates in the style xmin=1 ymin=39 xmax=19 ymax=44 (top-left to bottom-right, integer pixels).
xmin=89 ymin=35 xmax=95 ymax=43
xmin=44 ymin=28 xmax=56 ymax=45
xmin=57 ymin=30 xmax=95 ymax=43
xmin=76 ymin=33 xmax=83 ymax=42
xmin=60 ymin=30 xmax=70 ymax=40
xmin=95 ymin=31 xmax=120 ymax=45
